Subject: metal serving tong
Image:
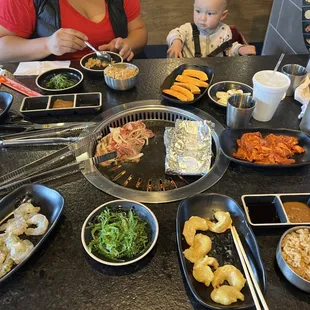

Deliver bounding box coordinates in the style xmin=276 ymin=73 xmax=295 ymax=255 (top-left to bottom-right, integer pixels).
xmin=0 ymin=121 xmax=98 ymax=140
xmin=0 ymin=131 xmax=114 ymax=193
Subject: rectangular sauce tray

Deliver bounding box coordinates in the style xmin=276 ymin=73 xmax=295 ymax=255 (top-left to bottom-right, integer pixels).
xmin=241 ymin=193 xmax=310 ymax=227
xmin=20 ymin=92 xmax=102 ymax=116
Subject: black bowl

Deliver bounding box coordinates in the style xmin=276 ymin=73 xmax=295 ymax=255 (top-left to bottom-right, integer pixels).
xmin=81 ymin=199 xmax=159 ymax=266
xmin=208 ymin=81 xmax=253 ymax=108
xmin=0 ymin=91 xmax=13 ymax=122
xmin=80 ymin=52 xmax=123 ymax=78
xmin=35 ymin=68 xmax=84 ymax=95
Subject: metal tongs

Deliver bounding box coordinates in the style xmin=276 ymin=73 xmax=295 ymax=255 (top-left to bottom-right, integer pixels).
xmin=0 ymin=131 xmax=116 ymax=195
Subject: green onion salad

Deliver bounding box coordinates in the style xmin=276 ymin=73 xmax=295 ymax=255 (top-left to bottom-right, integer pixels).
xmin=45 ymin=73 xmax=78 ymax=89
xmin=88 ymin=208 xmax=150 ymax=260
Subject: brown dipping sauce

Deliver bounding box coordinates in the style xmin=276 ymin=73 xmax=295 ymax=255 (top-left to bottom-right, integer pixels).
xmin=283 ymin=202 xmax=310 ymax=223
xmin=53 ymin=99 xmax=74 ymax=109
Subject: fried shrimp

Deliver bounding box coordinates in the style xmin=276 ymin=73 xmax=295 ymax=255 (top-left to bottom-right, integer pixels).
xmin=183 ymin=216 xmax=209 ymax=246
xmin=206 ymin=211 xmax=232 ymax=233
xmin=212 ymin=265 xmax=246 ymax=291
xmin=183 ymin=234 xmax=212 ymax=263
xmin=193 ymin=256 xmax=219 ymax=286
xmin=25 ymin=214 xmax=49 ymax=236
xmin=211 ymin=285 xmax=245 ymax=305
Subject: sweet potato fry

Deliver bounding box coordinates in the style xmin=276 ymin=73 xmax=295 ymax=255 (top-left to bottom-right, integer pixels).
xmin=182 ymin=69 xmax=208 ymax=81
xmin=176 ymin=75 xmax=209 ymax=88
xmin=163 ymin=89 xmax=188 ymax=101
xmin=174 ymin=82 xmax=201 ymax=95
xmin=171 ymin=85 xmax=194 ymax=101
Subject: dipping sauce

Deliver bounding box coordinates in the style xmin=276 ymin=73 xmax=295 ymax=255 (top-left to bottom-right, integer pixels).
xmin=283 ymin=202 xmax=310 ymax=223
xmin=246 ymin=201 xmax=281 ymax=223
xmin=53 ymin=99 xmax=74 ymax=109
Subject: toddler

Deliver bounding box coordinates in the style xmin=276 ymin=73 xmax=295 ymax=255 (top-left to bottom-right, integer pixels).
xmin=167 ymin=0 xmax=256 ymax=58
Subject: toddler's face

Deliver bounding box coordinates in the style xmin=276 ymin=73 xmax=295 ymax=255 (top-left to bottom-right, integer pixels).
xmin=193 ymin=0 xmax=227 ymax=32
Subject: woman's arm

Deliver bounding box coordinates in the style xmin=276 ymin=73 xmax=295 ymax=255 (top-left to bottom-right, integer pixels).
xmin=98 ymin=14 xmax=147 ymax=60
xmin=0 ymin=26 xmax=88 ymax=62
xmin=123 ymin=14 xmax=147 ymax=54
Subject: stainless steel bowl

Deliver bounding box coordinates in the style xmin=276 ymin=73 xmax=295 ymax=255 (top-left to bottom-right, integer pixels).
xmin=276 ymin=226 xmax=310 ymax=292
xmin=104 ymin=63 xmax=139 ymax=90
xmin=208 ymin=81 xmax=253 ymax=108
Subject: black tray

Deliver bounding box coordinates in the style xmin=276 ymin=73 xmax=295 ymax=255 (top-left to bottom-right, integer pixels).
xmin=176 ymin=193 xmax=266 ymax=310
xmin=160 ymin=64 xmax=214 ymax=104
xmin=0 ymin=184 xmax=64 ymax=283
xmin=20 ymin=92 xmax=102 ymax=116
xmin=220 ymin=128 xmax=310 ymax=168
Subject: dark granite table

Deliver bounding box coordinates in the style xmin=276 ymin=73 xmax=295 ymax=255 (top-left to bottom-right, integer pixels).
xmin=0 ymin=55 xmax=309 ymax=310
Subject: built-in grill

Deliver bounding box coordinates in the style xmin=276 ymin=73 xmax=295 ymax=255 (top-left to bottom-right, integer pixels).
xmin=79 ymin=100 xmax=229 ymax=203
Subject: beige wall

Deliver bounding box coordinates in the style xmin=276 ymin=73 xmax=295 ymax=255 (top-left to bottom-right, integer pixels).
xmin=140 ymin=0 xmax=273 ymax=44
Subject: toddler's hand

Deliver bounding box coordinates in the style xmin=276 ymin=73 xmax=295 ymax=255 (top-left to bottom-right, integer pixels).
xmin=46 ymin=28 xmax=88 ymax=56
xmin=239 ymin=45 xmax=256 ymax=56
xmin=167 ymin=40 xmax=183 ymax=58
xmin=99 ymin=38 xmax=134 ymax=61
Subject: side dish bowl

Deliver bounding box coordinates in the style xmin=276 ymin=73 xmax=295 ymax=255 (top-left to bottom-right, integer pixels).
xmin=276 ymin=226 xmax=310 ymax=292
xmin=80 ymin=51 xmax=123 ymax=78
xmin=0 ymin=91 xmax=14 ymax=122
xmin=36 ymin=67 xmax=84 ymax=95
xmin=81 ymin=199 xmax=158 ymax=266
xmin=208 ymin=81 xmax=253 ymax=107
xmin=104 ymin=63 xmax=139 ymax=90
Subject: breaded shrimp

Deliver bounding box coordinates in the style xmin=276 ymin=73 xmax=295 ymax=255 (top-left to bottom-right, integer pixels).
xmin=25 ymin=214 xmax=49 ymax=236
xmin=206 ymin=211 xmax=232 ymax=233
xmin=212 ymin=265 xmax=246 ymax=291
xmin=183 ymin=234 xmax=212 ymax=263
xmin=211 ymin=285 xmax=244 ymax=305
xmin=193 ymin=256 xmax=219 ymax=286
xmin=183 ymin=216 xmax=209 ymax=246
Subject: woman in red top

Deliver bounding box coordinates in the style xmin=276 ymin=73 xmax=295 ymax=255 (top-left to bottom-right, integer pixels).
xmin=0 ymin=0 xmax=147 ymax=62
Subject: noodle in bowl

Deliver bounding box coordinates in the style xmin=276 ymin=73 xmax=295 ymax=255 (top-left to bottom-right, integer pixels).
xmin=104 ymin=63 xmax=139 ymax=91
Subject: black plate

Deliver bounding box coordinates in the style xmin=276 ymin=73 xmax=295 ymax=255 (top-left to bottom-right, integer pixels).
xmin=0 ymin=91 xmax=13 ymax=122
xmin=220 ymin=128 xmax=310 ymax=168
xmin=176 ymin=193 xmax=266 ymax=309
xmin=160 ymin=64 xmax=214 ymax=104
xmin=0 ymin=184 xmax=64 ymax=283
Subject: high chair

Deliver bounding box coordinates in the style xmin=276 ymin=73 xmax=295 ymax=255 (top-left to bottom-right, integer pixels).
xmin=229 ymin=25 xmax=248 ymax=45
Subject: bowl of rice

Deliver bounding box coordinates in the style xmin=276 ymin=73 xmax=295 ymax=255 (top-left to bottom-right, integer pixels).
xmin=276 ymin=226 xmax=310 ymax=292
xmin=104 ymin=63 xmax=139 ymax=91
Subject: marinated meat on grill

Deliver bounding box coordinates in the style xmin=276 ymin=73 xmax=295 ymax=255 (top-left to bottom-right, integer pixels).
xmin=232 ymin=132 xmax=305 ymax=165
xmin=95 ymin=121 xmax=155 ymax=165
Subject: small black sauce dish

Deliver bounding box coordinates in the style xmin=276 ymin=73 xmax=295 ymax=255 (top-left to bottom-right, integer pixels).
xmin=35 ymin=67 xmax=84 ymax=95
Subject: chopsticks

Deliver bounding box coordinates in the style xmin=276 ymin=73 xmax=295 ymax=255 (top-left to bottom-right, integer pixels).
xmin=231 ymin=226 xmax=269 ymax=310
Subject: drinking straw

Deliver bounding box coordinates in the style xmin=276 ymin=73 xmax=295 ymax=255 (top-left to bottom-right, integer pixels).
xmin=273 ymin=53 xmax=285 ymax=73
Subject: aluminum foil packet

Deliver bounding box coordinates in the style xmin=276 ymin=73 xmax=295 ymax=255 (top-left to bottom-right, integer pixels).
xmin=164 ymin=120 xmax=213 ymax=175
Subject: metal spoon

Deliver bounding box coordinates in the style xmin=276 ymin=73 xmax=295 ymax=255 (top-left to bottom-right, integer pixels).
xmin=84 ymin=41 xmax=112 ymax=63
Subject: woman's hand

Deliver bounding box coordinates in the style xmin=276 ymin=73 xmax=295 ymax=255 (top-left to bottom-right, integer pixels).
xmin=98 ymin=38 xmax=134 ymax=61
xmin=46 ymin=28 xmax=88 ymax=56
xmin=239 ymin=45 xmax=256 ymax=56
xmin=167 ymin=40 xmax=183 ymax=58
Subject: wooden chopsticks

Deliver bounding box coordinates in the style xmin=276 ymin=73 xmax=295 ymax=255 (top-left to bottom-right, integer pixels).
xmin=231 ymin=226 xmax=269 ymax=310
